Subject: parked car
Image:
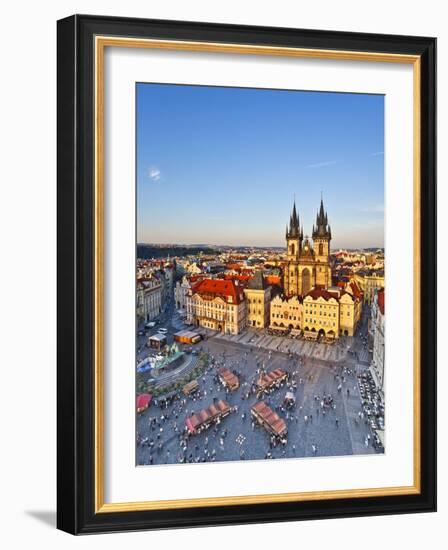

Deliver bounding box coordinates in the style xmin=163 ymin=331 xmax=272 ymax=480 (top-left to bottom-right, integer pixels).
xmin=158 ymin=327 xmax=168 ymax=334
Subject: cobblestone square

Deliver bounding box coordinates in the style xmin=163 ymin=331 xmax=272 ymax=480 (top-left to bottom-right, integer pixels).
xmin=137 ymin=305 xmax=382 ymax=466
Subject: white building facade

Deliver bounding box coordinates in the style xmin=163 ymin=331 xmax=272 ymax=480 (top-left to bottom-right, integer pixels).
xmin=370 ymin=288 xmax=385 ymax=394
xmin=136 ymin=277 xmax=163 ymax=323
xmin=186 ymin=278 xmax=247 ymax=335
xmin=174 ymin=275 xmax=191 ymax=311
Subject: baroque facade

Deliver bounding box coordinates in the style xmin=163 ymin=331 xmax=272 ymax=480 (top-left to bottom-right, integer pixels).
xmin=270 ymin=295 xmax=302 ymax=330
xmin=136 ymin=276 xmax=163 ymax=323
xmin=174 ymin=275 xmax=192 ymax=311
xmin=303 ymin=287 xmax=362 ymax=337
xmin=186 ymin=278 xmax=246 ymax=335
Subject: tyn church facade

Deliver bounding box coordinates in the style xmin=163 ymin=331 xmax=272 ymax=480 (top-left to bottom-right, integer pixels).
xmin=283 ymin=198 xmax=332 ymax=297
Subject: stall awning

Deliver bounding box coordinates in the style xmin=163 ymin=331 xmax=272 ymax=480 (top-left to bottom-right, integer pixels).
xmin=136 ymin=393 xmax=152 ymax=410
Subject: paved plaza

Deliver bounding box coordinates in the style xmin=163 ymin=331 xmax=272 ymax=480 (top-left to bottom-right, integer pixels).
xmin=136 ymin=309 xmax=382 ymax=466
xmin=198 ymin=326 xmax=350 ymax=362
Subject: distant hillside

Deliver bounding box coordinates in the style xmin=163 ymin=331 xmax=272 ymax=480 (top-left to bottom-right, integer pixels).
xmin=137 ymin=244 xmax=219 ymax=259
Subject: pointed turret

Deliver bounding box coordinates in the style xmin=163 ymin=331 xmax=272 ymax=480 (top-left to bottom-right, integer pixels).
xmin=291 ymin=201 xmax=299 ymax=228
xmin=286 ymin=199 xmax=300 ymax=239
xmin=313 ymin=196 xmax=331 ymax=239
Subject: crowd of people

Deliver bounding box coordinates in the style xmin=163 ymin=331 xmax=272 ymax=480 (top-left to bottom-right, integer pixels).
xmin=137 ymin=346 xmax=383 ymax=466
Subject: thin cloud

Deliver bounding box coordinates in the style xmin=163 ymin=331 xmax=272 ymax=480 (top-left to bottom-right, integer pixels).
xmin=148 ymin=167 xmax=161 ymax=181
xmin=306 ymin=160 xmax=339 ymax=169
xmin=370 ymin=151 xmax=384 ymax=157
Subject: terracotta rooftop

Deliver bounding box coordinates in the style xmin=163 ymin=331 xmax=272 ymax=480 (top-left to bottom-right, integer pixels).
xmin=377 ymin=288 xmax=385 ymax=315
xmin=223 ymin=274 xmax=252 ymax=284
xmin=192 ymin=278 xmax=245 ymax=304
xmin=348 ymin=280 xmax=363 ymax=299
xmin=265 ymin=275 xmax=281 ymax=286
xmin=305 ymin=288 xmax=342 ymax=301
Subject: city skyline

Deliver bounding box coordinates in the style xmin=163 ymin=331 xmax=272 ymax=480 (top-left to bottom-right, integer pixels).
xmin=137 ymin=84 xmax=384 ymax=248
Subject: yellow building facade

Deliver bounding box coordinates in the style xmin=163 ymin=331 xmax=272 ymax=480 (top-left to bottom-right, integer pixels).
xmin=270 ymin=287 xmax=361 ymax=339
xmin=353 ymin=270 xmax=385 ymax=304
xmin=270 ymin=295 xmax=302 ymax=330
xmin=243 ymin=271 xmax=271 ymax=328
xmin=303 ymin=288 xmax=361 ymax=338
xmin=302 ymin=291 xmax=339 ymax=337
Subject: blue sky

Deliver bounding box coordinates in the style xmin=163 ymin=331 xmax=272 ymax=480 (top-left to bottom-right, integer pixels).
xmin=136 ymin=83 xmax=384 ymax=249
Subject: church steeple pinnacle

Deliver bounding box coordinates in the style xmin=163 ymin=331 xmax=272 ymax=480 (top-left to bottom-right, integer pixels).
xmin=313 ymin=195 xmax=331 ymax=239
xmin=286 ymin=198 xmax=301 ymax=239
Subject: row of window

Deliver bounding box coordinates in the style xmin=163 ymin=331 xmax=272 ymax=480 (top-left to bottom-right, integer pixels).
xmin=196 ymin=302 xmax=226 ymax=309
xmin=304 ymin=319 xmax=337 ymax=327
xmin=271 ymin=313 xmax=299 ymax=321
xmin=306 ymin=311 xmax=337 ymax=318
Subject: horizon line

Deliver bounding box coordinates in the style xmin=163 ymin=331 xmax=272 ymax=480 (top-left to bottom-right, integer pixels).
xmin=137 ymin=242 xmax=384 ymax=250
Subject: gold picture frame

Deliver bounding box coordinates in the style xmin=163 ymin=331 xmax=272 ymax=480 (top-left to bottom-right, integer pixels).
xmin=57 ymin=15 xmax=436 ymax=534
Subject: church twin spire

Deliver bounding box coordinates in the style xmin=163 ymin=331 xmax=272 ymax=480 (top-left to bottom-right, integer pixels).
xmin=286 ymin=196 xmax=331 ymax=241
xmin=284 ymin=195 xmax=332 ymax=297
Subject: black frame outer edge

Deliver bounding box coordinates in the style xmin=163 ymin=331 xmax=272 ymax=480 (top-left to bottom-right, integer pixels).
xmin=56 ymin=14 xmax=436 ymax=535
xmin=57 ymin=15 xmax=77 ymax=534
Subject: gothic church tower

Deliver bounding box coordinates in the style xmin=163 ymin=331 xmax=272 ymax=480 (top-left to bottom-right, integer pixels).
xmin=312 ymin=197 xmax=332 ymax=288
xmin=284 ymin=201 xmax=303 ymax=296
xmin=283 ymin=196 xmax=333 ymax=297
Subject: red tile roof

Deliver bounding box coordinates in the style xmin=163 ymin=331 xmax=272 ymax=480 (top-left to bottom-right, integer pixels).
xmin=377 ymin=288 xmax=385 ymax=315
xmin=223 ymin=274 xmax=252 ymax=284
xmin=348 ymin=281 xmax=363 ymax=299
xmin=192 ymin=278 xmax=245 ymax=304
xmin=265 ymin=275 xmax=281 ymax=286
xmin=306 ymin=288 xmax=342 ymax=301
xmin=225 ymin=263 xmax=243 ymax=271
